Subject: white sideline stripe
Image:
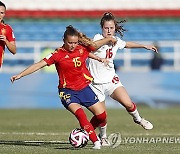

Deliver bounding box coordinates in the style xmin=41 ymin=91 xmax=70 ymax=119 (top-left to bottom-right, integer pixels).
xmin=22 ymin=141 xmax=68 ymax=143
xmin=0 ymin=132 xmax=69 ymax=136
xmin=0 ymin=132 xmax=179 ymax=136
xmin=0 ymin=140 xmax=68 ymax=144
xmin=118 ymin=133 xmax=180 ymax=136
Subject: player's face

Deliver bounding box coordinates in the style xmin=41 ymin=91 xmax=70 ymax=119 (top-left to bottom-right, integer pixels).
xmin=64 ymin=35 xmax=79 ymax=52
xmin=0 ymin=6 xmax=5 ymax=23
xmin=102 ymin=20 xmax=116 ymax=38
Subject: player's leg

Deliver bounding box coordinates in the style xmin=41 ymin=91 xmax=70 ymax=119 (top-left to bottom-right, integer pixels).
xmin=59 ymin=87 xmax=100 ymax=149
xmin=110 ymin=86 xmax=153 ymax=130
xmin=88 ymin=101 xmax=107 ymax=149
xmin=88 ymin=101 xmax=107 ymax=129
xmin=67 ymin=103 xmax=100 ymax=148
xmin=97 ymin=101 xmax=108 ymax=138
xmin=89 ymin=83 xmax=110 ymax=146
xmin=76 ymin=85 xmax=107 ymax=149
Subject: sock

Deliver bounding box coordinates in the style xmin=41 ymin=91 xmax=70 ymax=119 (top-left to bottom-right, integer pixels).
xmin=98 ymin=124 xmax=107 ymax=138
xmin=90 ymin=111 xmax=107 ymax=129
xmin=127 ymin=102 xmax=142 ymax=122
xmin=74 ymin=108 xmax=98 ymax=143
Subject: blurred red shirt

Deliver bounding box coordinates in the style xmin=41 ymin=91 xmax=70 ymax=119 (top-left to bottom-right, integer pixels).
xmin=0 ymin=23 xmax=15 ymax=68
xmin=43 ymin=44 xmax=93 ymax=90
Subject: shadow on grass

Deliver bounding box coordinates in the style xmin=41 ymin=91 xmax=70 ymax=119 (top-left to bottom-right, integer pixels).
xmin=0 ymin=140 xmax=83 ymax=150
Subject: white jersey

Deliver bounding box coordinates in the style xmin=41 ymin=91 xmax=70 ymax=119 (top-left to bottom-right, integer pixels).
xmin=88 ymin=34 xmax=126 ymax=83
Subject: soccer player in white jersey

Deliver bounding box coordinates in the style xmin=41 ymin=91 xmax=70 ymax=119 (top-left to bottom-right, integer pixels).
xmin=88 ymin=12 xmax=158 ymax=146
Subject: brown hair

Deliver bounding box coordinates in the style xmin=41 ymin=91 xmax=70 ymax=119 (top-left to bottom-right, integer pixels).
xmin=63 ymin=25 xmax=96 ymax=48
xmin=0 ymin=1 xmax=6 ymax=9
xmin=100 ymin=12 xmax=126 ymax=37
xmin=0 ymin=1 xmax=6 ymax=24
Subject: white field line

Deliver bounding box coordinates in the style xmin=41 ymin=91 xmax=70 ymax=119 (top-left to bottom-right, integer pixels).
xmin=0 ymin=132 xmax=179 ymax=136
xmin=0 ymin=132 xmax=69 ymax=136
xmin=0 ymin=140 xmax=69 ymax=144
xmin=121 ymin=133 xmax=180 ymax=136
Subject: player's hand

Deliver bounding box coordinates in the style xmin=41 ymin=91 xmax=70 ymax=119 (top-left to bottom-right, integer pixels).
xmin=145 ymin=45 xmax=158 ymax=53
xmin=109 ymin=37 xmax=117 ymax=46
xmin=0 ymin=35 xmax=7 ymax=42
xmin=99 ymin=58 xmax=109 ymax=66
xmin=10 ymin=74 xmax=22 ymax=83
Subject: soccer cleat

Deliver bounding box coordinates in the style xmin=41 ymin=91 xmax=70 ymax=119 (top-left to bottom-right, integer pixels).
xmin=98 ymin=134 xmax=111 ymax=146
xmin=92 ymin=140 xmax=101 ymax=149
xmin=134 ymin=118 xmax=153 ymax=130
xmin=101 ymin=137 xmax=111 ymax=146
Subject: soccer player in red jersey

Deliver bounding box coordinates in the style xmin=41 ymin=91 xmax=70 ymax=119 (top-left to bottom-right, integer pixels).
xmin=0 ymin=1 xmax=16 ymax=68
xmin=10 ymin=25 xmax=116 ymax=149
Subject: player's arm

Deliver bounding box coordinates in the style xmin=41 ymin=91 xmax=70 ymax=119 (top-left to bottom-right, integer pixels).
xmin=6 ymin=40 xmax=16 ymax=54
xmin=78 ymin=32 xmax=116 ymax=51
xmin=93 ymin=37 xmax=117 ymax=50
xmin=125 ymin=41 xmax=158 ymax=53
xmin=10 ymin=60 xmax=47 ymax=83
xmin=88 ymin=52 xmax=109 ymax=66
xmin=0 ymin=35 xmax=16 ymax=54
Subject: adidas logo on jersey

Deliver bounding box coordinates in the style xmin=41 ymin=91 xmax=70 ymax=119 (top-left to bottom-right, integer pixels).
xmin=65 ymin=55 xmax=69 ymax=58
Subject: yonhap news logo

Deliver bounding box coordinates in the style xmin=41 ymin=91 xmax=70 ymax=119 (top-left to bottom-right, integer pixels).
xmin=107 ymin=133 xmax=180 ymax=148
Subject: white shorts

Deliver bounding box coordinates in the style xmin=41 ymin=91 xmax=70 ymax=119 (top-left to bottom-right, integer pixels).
xmin=90 ymin=74 xmax=123 ymax=102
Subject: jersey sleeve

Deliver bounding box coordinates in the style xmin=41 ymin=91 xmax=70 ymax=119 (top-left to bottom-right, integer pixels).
xmin=6 ymin=25 xmax=16 ymax=42
xmin=43 ymin=53 xmax=56 ymax=66
xmin=86 ymin=45 xmax=95 ymax=52
xmin=93 ymin=34 xmax=103 ymax=41
xmin=117 ymin=37 xmax=126 ymax=49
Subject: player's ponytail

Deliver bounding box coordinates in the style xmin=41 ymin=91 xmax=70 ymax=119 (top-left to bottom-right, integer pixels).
xmin=63 ymin=25 xmax=96 ymax=49
xmin=78 ymin=32 xmax=97 ymax=48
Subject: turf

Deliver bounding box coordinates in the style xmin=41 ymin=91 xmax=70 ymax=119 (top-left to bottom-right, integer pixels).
xmin=0 ymin=107 xmax=179 ymax=154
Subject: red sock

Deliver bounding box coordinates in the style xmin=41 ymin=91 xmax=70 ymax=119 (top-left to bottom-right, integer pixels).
xmin=99 ymin=121 xmax=107 ymax=127
xmin=126 ymin=102 xmax=137 ymax=112
xmin=74 ymin=108 xmax=98 ymax=143
xmin=90 ymin=111 xmax=107 ymax=129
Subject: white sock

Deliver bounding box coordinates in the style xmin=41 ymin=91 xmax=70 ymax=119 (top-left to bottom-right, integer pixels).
xmin=98 ymin=124 xmax=107 ymax=138
xmin=129 ymin=109 xmax=142 ymax=122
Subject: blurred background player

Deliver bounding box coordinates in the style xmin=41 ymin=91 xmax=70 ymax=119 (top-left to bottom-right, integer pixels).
xmin=0 ymin=1 xmax=16 ymax=69
xmin=150 ymin=42 xmax=163 ymax=70
xmin=10 ymin=25 xmax=117 ymax=149
xmin=88 ymin=12 xmax=158 ymax=146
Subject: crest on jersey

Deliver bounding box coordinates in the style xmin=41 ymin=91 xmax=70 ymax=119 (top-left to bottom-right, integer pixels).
xmin=79 ymin=49 xmax=83 ymax=55
xmin=1 ymin=28 xmax=6 ymax=35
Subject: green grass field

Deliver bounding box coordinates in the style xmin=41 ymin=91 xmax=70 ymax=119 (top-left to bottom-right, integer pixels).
xmin=0 ymin=107 xmax=179 ymax=154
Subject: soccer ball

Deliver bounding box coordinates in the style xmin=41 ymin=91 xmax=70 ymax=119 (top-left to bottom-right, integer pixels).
xmin=69 ymin=128 xmax=89 ymax=148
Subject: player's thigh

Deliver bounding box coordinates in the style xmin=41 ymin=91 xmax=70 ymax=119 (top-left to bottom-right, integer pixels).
xmin=101 ymin=101 xmax=107 ymax=112
xmin=68 ymin=103 xmax=82 ymax=114
xmin=88 ymin=101 xmax=105 ymax=116
xmin=110 ymin=86 xmax=132 ymax=107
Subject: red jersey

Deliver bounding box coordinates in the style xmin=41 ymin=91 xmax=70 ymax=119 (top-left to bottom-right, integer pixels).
xmin=0 ymin=23 xmax=15 ymax=68
xmin=43 ymin=45 xmax=93 ymax=91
